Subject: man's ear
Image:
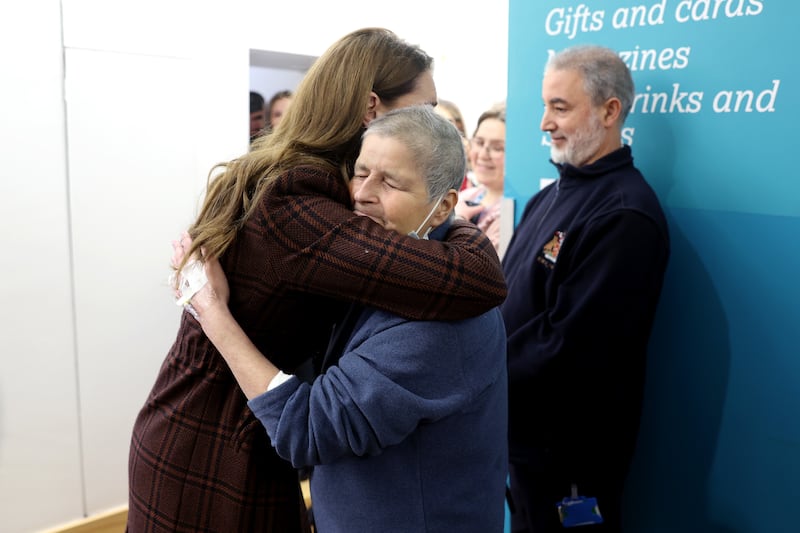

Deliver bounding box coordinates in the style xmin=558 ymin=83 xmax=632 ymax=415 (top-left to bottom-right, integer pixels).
xmin=602 ymin=97 xmax=622 ymax=127
xmin=431 ymin=189 xmax=459 ymax=227
xmin=363 ymin=92 xmax=380 ymax=127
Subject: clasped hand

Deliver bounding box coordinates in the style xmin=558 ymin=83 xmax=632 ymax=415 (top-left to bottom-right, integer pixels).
xmin=454 ymin=196 xmax=484 ymax=222
xmin=170 ymin=231 xmax=229 ymax=321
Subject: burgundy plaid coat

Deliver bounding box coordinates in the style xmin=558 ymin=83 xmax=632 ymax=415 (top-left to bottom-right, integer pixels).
xmin=127 ymin=166 xmax=507 ymax=532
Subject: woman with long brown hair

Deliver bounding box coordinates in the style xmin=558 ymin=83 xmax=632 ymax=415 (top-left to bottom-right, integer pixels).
xmin=127 ymin=28 xmax=506 ymax=532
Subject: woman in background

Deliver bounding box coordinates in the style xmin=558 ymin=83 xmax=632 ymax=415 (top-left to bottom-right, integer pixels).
xmin=268 ymin=89 xmax=293 ymax=131
xmin=435 ymin=98 xmax=468 ymax=137
xmin=436 ymin=99 xmax=472 ymax=188
xmin=456 ymin=105 xmax=507 ymax=254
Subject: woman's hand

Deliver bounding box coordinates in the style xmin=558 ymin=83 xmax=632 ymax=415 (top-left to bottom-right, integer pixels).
xmin=454 ymin=196 xmax=484 ymax=222
xmin=170 ymin=233 xmax=278 ymax=399
xmin=189 ymin=255 xmax=230 ymax=321
xmin=171 ymin=231 xmax=230 ymax=322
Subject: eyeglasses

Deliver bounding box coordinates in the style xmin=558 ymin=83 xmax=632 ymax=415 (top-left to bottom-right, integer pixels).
xmin=470 ymin=137 xmax=505 ymax=156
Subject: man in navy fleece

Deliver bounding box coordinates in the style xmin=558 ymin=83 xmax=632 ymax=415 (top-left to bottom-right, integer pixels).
xmin=501 ymin=45 xmax=670 ymax=532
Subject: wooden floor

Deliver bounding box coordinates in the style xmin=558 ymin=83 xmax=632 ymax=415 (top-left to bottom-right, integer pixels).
xmin=38 ymin=482 xmax=309 ymax=533
xmin=39 ymin=505 xmax=127 ymax=533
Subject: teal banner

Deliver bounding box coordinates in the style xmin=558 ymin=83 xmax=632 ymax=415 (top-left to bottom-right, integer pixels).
xmin=506 ymin=0 xmax=798 ymax=217
xmin=506 ymin=2 xmax=800 ymax=531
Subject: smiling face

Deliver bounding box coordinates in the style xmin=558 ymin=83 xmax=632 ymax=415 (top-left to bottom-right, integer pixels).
xmin=350 ymin=133 xmax=449 ymax=236
xmin=540 ymin=68 xmax=619 ymax=167
xmin=469 ymin=117 xmax=505 ymax=191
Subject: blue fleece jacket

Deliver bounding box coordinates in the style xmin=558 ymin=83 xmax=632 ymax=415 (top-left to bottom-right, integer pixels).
xmin=501 ymin=145 xmax=670 ymax=481
xmin=248 ymin=285 xmax=508 ymax=532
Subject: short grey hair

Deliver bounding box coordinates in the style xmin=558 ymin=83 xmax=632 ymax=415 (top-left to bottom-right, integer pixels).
xmin=363 ymin=105 xmax=466 ymax=200
xmin=546 ymin=45 xmax=635 ymax=125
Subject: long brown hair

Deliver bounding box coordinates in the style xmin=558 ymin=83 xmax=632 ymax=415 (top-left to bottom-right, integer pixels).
xmin=182 ymin=28 xmax=433 ymax=269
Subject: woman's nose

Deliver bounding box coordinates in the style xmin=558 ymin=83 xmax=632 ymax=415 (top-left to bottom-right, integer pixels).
xmin=352 ymin=175 xmax=376 ymax=201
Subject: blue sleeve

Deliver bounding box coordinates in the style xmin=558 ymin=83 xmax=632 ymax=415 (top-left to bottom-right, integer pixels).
xmin=247 ymin=314 xmax=481 ymax=468
xmin=506 ymin=210 xmax=669 ymax=382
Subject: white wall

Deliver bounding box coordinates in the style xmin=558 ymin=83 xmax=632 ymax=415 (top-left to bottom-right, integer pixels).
xmin=0 ymin=2 xmax=83 ymax=531
xmin=0 ymin=1 xmax=507 ymax=531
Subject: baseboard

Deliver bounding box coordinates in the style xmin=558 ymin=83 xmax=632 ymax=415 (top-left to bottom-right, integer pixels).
xmin=38 ymin=505 xmax=127 ymax=533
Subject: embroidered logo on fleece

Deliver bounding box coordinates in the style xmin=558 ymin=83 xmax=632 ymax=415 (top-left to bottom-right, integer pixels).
xmin=543 ymin=231 xmax=565 ymax=264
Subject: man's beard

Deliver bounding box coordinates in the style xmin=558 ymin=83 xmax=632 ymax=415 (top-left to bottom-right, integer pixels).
xmin=550 ymin=112 xmax=605 ymax=167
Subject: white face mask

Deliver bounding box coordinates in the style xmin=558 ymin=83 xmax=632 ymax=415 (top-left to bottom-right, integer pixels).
xmin=407 ymin=194 xmax=444 ymax=240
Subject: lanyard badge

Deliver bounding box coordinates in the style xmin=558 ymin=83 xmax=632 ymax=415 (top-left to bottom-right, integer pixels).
xmin=557 ymin=484 xmax=604 ymax=527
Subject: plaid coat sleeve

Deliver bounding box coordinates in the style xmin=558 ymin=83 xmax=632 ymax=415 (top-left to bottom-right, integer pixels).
xmin=252 ymin=166 xmax=508 ymax=321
